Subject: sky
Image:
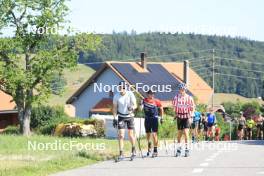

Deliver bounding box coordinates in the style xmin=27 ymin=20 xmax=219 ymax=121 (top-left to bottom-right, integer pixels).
xmin=66 ymin=0 xmax=264 ymax=41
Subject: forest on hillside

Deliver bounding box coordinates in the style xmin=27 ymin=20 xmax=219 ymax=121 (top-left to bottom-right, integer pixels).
xmin=78 ymin=32 xmax=264 ymax=98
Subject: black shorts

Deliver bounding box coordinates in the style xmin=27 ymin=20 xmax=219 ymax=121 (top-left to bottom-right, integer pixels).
xmin=177 ymin=118 xmax=190 ymax=130
xmin=118 ymin=116 xmax=135 ymax=130
xmin=202 ymin=123 xmax=208 ymax=131
xmin=247 ymin=128 xmax=252 ymax=132
xmin=256 ymin=124 xmax=263 ymax=130
xmin=145 ymin=117 xmax=159 ymax=133
xmin=207 ymin=123 xmax=214 ymax=128
xmin=191 ymin=121 xmax=200 ymax=129
xmin=238 ymin=124 xmax=244 ymax=131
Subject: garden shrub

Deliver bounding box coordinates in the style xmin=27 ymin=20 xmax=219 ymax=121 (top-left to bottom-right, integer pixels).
xmin=3 ymin=125 xmax=20 ymax=135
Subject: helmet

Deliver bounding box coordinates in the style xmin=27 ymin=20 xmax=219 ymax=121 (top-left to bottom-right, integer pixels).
xmin=178 ymin=83 xmax=187 ymax=90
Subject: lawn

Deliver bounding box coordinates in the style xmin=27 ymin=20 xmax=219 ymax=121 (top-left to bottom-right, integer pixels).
xmin=0 ymin=135 xmax=134 ymax=176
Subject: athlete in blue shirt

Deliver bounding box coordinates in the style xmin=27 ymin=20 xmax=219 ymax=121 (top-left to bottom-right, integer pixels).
xmin=191 ymin=111 xmax=201 ymax=142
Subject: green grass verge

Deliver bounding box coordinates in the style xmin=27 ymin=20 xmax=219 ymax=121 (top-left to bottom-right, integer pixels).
xmin=0 ymin=135 xmax=134 ymax=176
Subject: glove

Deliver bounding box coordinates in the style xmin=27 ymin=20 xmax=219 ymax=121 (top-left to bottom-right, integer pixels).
xmin=113 ymin=119 xmax=118 ymax=128
xmin=160 ymin=118 xmax=164 ymax=125
xmin=127 ymin=106 xmax=134 ymax=112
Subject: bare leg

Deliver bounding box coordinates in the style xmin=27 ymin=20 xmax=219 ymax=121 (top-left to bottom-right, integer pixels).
xmin=152 ymin=132 xmax=158 ymax=148
xmin=118 ymin=129 xmax=125 ymax=155
xmin=128 ymin=129 xmax=136 ymax=147
xmin=183 ymin=128 xmax=189 ymax=148
xmin=177 ymin=130 xmax=182 ymax=143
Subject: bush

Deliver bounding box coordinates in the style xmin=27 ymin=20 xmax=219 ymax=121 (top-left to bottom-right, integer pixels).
xmin=158 ymin=116 xmax=177 ymax=138
xmin=164 ymin=107 xmax=175 ymax=117
xmin=83 ymin=118 xmax=105 ymax=137
xmin=222 ymin=101 xmax=242 ymax=118
xmin=242 ymin=101 xmax=261 ymax=119
xmin=39 ymin=123 xmax=58 ymax=135
xmin=31 ymin=105 xmax=70 ymax=134
xmin=3 ymin=126 xmax=20 ymax=135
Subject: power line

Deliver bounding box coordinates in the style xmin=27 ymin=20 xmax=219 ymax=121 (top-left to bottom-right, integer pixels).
xmin=215 ymin=57 xmax=264 ymax=66
xmin=190 ymin=63 xmax=211 ymax=69
xmin=215 ymin=65 xmax=264 ymax=74
xmin=147 ymin=49 xmax=214 ymax=59
xmin=79 ymin=58 xmax=140 ymax=65
xmin=214 ymin=72 xmax=264 ymax=80
xmin=214 ymin=49 xmax=264 ymax=59
xmin=189 ymin=58 xmax=212 ymax=64
xmin=186 ymin=56 xmax=210 ymax=61
xmin=193 ymin=66 xmax=213 ymax=71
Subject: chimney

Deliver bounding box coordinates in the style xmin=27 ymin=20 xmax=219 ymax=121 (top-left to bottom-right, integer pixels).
xmin=183 ymin=60 xmax=189 ymax=86
xmin=140 ymin=52 xmax=147 ymax=69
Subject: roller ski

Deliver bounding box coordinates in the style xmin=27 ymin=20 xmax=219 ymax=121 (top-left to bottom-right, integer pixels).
xmin=184 ymin=149 xmax=190 ymax=157
xmin=114 ymin=154 xmax=125 ymax=163
xmin=130 ymin=153 xmax=136 ymax=161
xmin=151 ymin=151 xmax=158 ymax=158
xmin=146 ymin=142 xmax=152 ymax=157
xmin=175 ymin=147 xmax=181 ymax=157
xmin=151 ymin=146 xmax=158 ymax=158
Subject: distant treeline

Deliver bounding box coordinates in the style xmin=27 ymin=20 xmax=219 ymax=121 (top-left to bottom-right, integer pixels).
xmin=78 ymin=32 xmax=264 ymax=98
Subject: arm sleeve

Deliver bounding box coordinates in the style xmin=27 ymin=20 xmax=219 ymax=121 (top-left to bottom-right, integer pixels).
xmin=130 ymin=92 xmax=137 ymax=109
xmin=190 ymin=96 xmax=195 ymax=111
xmin=113 ymin=95 xmax=118 ymax=106
xmin=140 ymin=99 xmax=144 ymax=110
xmin=156 ymin=99 xmax=162 ymax=108
xmin=172 ymin=95 xmax=177 ymax=107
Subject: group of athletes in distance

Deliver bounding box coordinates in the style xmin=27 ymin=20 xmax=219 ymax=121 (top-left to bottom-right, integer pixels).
xmin=112 ymin=81 xmax=263 ymax=161
xmin=237 ymin=112 xmax=264 ymax=140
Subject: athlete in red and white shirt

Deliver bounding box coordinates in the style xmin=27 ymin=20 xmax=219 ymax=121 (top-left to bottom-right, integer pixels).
xmin=172 ymin=83 xmax=195 ymax=157
xmin=172 ymin=91 xmax=195 ymax=119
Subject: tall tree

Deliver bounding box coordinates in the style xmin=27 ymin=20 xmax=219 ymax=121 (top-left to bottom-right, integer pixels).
xmin=0 ymin=0 xmax=101 ymax=135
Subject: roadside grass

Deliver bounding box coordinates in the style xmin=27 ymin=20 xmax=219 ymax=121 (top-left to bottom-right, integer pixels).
xmin=0 ymin=135 xmax=135 ymax=176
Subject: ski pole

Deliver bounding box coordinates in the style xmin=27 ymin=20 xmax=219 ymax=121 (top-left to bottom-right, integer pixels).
xmin=114 ymin=117 xmax=121 ymax=162
xmin=137 ymin=116 xmax=144 ymax=158
xmin=173 ymin=118 xmax=177 ymax=157
xmin=161 ymin=118 xmax=168 ymax=155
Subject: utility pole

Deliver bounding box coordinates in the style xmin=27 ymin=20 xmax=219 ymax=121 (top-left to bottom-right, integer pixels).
xmin=212 ymin=49 xmax=215 ymax=109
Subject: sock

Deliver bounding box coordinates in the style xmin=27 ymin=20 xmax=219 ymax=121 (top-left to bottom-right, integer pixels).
xmin=185 ymin=143 xmax=188 ymax=150
xmin=132 ymin=146 xmax=136 ymax=153
xmin=154 ymin=147 xmax=158 ymax=153
xmin=148 ymin=142 xmax=152 ymax=152
xmin=177 ymin=146 xmax=182 ymax=151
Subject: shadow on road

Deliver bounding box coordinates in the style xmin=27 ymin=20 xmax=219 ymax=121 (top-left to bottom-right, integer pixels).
xmin=233 ymin=140 xmax=264 ymax=146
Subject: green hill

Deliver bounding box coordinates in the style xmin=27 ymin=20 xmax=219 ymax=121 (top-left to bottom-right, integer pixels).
xmin=47 ymin=64 xmax=95 ymax=106
xmin=210 ymin=93 xmax=263 ymax=105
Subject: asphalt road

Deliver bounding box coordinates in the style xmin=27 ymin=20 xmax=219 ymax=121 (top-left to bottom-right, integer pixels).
xmin=51 ymin=140 xmax=264 ymax=176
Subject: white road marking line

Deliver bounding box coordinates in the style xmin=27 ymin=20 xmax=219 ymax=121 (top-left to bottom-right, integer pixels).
xmin=205 ymin=158 xmax=213 ymax=161
xmin=199 ymin=163 xmax=209 ymax=167
xmin=256 ymin=171 xmax=264 ymax=175
xmin=210 ymin=155 xmax=217 ymax=159
xmin=192 ymin=168 xmax=204 ymax=173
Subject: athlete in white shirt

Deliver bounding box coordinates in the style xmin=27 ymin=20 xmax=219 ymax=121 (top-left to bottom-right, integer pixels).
xmin=112 ymin=81 xmax=137 ymax=160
